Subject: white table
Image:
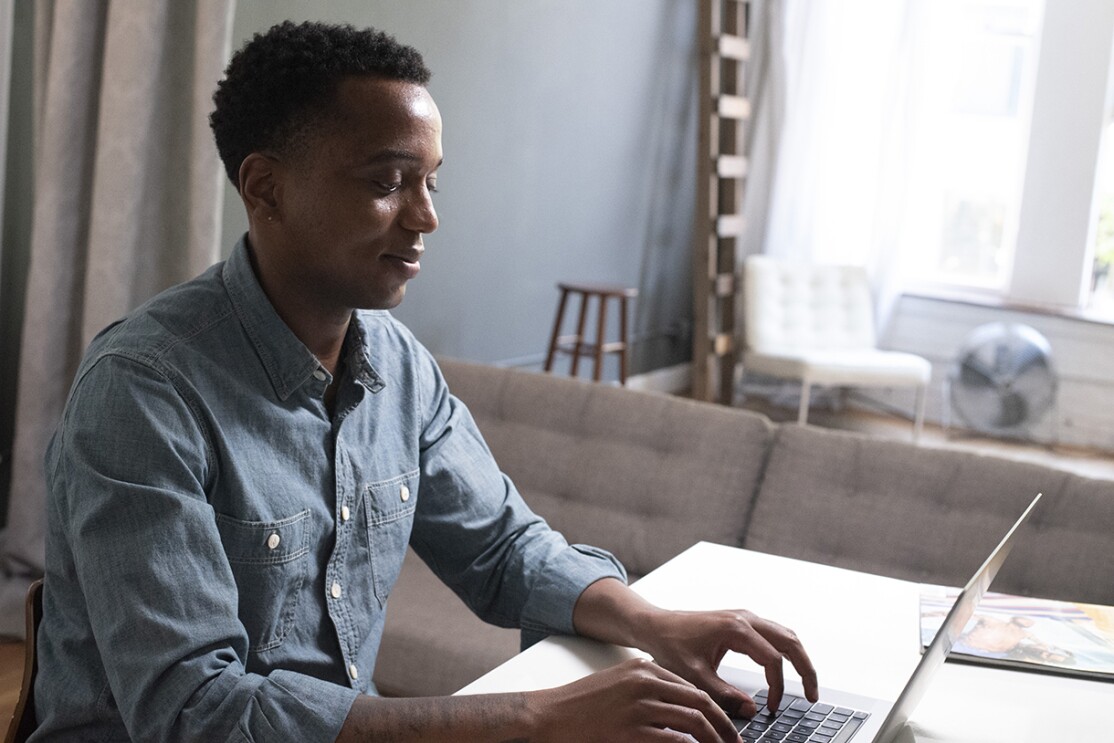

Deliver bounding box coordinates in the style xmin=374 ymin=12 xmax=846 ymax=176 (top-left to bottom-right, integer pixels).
xmin=459 ymin=542 xmax=1108 ymax=742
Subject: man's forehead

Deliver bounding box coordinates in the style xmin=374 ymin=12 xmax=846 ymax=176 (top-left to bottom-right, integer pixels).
xmin=308 ymin=76 xmax=442 ymax=163
xmin=332 ymin=76 xmax=439 ymax=124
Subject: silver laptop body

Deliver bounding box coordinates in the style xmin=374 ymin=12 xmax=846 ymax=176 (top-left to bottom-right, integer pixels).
xmin=720 ymin=492 xmax=1043 ymax=743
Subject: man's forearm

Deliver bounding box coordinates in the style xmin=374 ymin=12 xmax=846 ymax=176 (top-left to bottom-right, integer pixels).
xmin=337 ymin=692 xmax=540 ymax=742
xmin=571 ymin=576 xmax=664 ymax=649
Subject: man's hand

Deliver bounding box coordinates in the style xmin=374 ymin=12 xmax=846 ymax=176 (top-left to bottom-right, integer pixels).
xmin=531 ymin=657 xmax=742 ymax=742
xmin=573 ymin=579 xmax=819 ymax=720
xmin=639 ymin=608 xmax=819 ymax=717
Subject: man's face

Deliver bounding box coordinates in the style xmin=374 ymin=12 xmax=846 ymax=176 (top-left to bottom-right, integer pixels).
xmin=268 ymin=76 xmax=442 ymax=312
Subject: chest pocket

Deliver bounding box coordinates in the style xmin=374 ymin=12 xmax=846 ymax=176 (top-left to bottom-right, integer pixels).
xmin=215 ymin=509 xmax=310 ymax=654
xmin=363 ymin=470 xmax=418 ymax=606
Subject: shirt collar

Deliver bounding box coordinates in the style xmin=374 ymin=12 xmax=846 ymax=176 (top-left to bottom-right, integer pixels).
xmin=223 ymin=236 xmax=329 ymax=401
xmin=344 ymin=315 xmax=387 ymax=394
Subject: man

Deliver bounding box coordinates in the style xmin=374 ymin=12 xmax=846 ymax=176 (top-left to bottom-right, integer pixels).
xmin=33 ymin=21 xmax=817 ymax=742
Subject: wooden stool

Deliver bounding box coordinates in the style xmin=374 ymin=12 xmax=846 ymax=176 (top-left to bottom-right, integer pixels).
xmin=544 ymin=282 xmax=638 ymax=384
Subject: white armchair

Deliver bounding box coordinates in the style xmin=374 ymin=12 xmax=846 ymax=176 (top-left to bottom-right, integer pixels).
xmin=741 ymin=255 xmax=931 ymax=440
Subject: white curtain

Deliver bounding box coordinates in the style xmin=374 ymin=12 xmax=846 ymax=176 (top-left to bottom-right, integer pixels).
xmin=742 ymin=0 xmax=917 ymax=331
xmin=0 ymin=0 xmax=234 ymax=638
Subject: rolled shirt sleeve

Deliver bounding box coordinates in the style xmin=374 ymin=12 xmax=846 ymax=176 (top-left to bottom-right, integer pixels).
xmin=408 ymin=348 xmax=627 ymax=641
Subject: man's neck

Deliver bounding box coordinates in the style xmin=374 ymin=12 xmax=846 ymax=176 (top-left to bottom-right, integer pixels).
xmin=244 ymin=233 xmax=352 ymax=376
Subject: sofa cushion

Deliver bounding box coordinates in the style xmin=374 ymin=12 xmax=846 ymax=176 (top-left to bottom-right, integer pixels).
xmin=438 ymin=359 xmax=775 ymax=577
xmin=746 ymin=425 xmax=1114 ymax=605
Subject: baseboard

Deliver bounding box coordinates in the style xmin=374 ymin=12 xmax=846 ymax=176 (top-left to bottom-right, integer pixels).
xmin=625 ymin=363 xmax=692 ymax=395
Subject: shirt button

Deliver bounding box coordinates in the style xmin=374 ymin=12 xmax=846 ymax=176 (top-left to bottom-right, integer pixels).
xmin=266 ymin=533 xmax=281 ymax=550
xmin=341 ymin=505 xmax=351 ymax=522
xmin=400 ymin=485 xmax=410 ymax=502
xmin=313 ymin=369 xmax=327 ymax=381
xmin=331 ymin=582 xmax=342 ymax=599
xmin=349 ymin=664 xmax=359 ymax=680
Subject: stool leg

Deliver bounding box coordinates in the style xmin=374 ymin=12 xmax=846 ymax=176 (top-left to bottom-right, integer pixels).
xmin=544 ymin=288 xmax=570 ymax=373
xmin=570 ymin=292 xmax=589 ymax=378
xmin=593 ymin=294 xmax=607 ymax=381
xmin=618 ymin=295 xmax=630 ymax=385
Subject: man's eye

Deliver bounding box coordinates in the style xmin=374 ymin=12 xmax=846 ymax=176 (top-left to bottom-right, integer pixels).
xmin=427 ymin=181 xmax=439 ymax=194
xmin=376 ymin=181 xmax=402 ymax=194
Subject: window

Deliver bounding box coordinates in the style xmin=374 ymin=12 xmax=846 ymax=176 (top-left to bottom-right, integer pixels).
xmin=1089 ymin=121 xmax=1114 ymax=316
xmin=899 ymin=0 xmax=1043 ymax=294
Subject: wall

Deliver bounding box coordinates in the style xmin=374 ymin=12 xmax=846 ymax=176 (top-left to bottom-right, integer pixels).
xmin=222 ymin=1 xmax=699 ymax=378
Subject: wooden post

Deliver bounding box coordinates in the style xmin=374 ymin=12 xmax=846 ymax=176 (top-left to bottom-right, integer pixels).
xmin=693 ymin=0 xmax=751 ymax=404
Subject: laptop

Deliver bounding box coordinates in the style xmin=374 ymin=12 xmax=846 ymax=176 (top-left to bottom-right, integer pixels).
xmin=719 ymin=492 xmax=1043 ymax=743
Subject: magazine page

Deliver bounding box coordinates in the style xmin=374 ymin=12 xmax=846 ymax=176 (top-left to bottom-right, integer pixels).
xmin=919 ymin=588 xmax=1114 ymax=680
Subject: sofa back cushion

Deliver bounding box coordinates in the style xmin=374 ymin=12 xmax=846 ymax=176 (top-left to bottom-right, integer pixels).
xmin=438 ymin=359 xmax=774 ymax=577
xmin=746 ymin=425 xmax=1114 ymax=605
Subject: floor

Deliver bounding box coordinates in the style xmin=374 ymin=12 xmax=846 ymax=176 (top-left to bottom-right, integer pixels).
xmin=0 ymin=400 xmax=1109 ymax=727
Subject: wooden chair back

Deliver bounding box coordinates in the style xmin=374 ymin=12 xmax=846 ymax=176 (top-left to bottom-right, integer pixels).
xmin=3 ymin=579 xmax=43 ymax=743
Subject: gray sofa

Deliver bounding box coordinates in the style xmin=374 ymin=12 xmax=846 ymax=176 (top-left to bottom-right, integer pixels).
xmin=373 ymin=359 xmax=1114 ymax=697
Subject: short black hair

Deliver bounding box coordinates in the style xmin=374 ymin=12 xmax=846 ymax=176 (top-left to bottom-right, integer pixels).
xmin=210 ymin=20 xmax=431 ymax=189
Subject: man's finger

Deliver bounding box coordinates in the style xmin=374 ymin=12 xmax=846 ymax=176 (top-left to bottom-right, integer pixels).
xmin=656 ymin=678 xmax=742 ymax=743
xmin=762 ymin=655 xmax=785 ymax=714
xmin=751 ymin=617 xmax=819 ymax=703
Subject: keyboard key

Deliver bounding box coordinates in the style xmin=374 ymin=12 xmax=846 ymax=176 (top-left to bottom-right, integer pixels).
xmin=813 ymin=703 xmax=835 ymax=715
xmin=790 ymin=698 xmax=814 ymax=712
xmin=834 ymin=707 xmax=853 ymax=716
xmin=788 ymin=734 xmax=810 ymax=743
xmin=829 ymin=717 xmax=865 ymax=743
xmin=804 ymin=712 xmax=827 ymax=722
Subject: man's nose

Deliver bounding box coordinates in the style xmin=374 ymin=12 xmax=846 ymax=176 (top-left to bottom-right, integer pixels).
xmin=401 ymin=187 xmax=438 ymax=233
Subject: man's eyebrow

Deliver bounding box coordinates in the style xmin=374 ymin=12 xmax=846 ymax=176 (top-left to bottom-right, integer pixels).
xmin=361 ymin=149 xmax=443 ymax=168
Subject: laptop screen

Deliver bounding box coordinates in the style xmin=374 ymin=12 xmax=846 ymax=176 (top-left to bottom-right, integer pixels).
xmin=875 ymin=492 xmax=1043 ymax=739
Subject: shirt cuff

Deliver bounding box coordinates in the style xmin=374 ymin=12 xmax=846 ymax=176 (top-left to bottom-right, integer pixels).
xmin=518 ymin=543 xmax=627 ymax=642
xmin=234 ymin=670 xmax=360 ymax=742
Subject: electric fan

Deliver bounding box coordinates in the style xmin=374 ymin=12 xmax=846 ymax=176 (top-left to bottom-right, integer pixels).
xmin=948 ymin=322 xmax=1057 ymax=436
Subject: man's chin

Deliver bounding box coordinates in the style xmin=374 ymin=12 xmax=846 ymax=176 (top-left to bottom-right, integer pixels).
xmin=362 ymin=285 xmax=407 ymax=311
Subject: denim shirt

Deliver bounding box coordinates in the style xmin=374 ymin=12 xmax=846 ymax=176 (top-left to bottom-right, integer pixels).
xmin=33 ymin=238 xmax=626 ymax=742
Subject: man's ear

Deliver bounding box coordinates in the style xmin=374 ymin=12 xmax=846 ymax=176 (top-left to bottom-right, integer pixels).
xmin=239 ymin=152 xmax=282 ymax=225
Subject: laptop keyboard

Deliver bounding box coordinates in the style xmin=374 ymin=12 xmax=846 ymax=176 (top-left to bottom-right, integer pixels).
xmin=732 ymin=690 xmax=870 ymax=743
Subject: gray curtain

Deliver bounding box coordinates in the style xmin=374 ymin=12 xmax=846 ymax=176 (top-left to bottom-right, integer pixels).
xmin=0 ymin=0 xmax=234 ymax=638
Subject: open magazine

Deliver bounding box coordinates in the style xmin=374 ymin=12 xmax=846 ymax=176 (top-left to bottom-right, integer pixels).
xmin=919 ymin=588 xmax=1114 ymax=681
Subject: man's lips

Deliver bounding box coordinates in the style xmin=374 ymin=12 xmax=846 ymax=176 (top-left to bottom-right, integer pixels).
xmin=383 ymin=250 xmax=422 ymax=279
